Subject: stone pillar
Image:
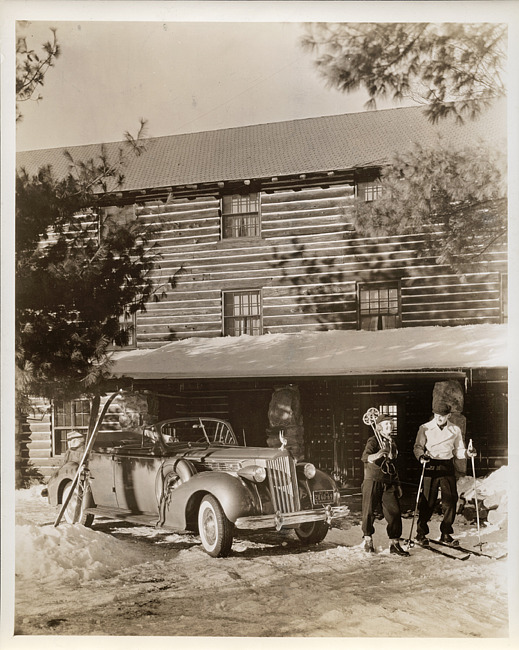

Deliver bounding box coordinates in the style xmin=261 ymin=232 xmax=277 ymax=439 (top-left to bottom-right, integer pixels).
xmin=266 ymin=385 xmax=304 ymax=460
xmin=106 ymin=391 xmax=159 ymax=432
xmin=433 ymin=380 xmax=467 ymax=476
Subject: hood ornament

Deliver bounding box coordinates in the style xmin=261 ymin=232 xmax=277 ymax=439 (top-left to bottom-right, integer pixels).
xmin=279 ymin=430 xmax=288 ymax=451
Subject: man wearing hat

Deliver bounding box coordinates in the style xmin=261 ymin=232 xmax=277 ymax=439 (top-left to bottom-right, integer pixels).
xmin=62 ymin=430 xmax=86 ymax=463
xmin=413 ymin=402 xmax=476 ymax=546
xmin=361 ymin=413 xmax=409 ymax=556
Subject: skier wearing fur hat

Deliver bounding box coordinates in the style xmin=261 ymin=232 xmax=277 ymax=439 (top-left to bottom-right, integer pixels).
xmin=361 ymin=413 xmax=409 ymax=556
xmin=413 ymin=402 xmax=476 ymax=546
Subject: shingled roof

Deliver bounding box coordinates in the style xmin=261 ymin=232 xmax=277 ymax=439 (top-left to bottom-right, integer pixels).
xmin=16 ymin=101 xmax=506 ymax=194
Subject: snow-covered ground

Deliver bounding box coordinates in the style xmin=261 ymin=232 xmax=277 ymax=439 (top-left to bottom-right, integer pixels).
xmin=2 ymin=466 xmax=514 ymax=648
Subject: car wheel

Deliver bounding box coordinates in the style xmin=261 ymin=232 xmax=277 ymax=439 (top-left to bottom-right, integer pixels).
xmin=295 ymin=520 xmax=328 ymax=545
xmin=61 ymin=480 xmax=94 ymax=527
xmin=198 ymin=495 xmax=234 ymax=557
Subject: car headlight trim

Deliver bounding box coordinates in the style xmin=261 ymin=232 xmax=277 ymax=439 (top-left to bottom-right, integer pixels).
xmin=303 ymin=463 xmax=316 ymax=479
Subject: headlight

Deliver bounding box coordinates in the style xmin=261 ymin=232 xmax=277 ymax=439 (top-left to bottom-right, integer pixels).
xmin=303 ymin=463 xmax=316 ymax=479
xmin=237 ymin=464 xmax=267 ymax=483
xmin=253 ymin=466 xmax=267 ymax=483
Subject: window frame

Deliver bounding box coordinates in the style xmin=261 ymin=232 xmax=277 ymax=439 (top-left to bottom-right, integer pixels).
xmin=357 ymin=281 xmax=402 ymax=331
xmin=52 ymin=398 xmax=91 ymax=456
xmin=355 ymin=179 xmax=383 ymax=203
xmin=220 ymin=192 xmax=261 ymax=240
xmin=107 ymin=310 xmax=138 ymax=350
xmin=222 ymin=289 xmax=263 ymax=337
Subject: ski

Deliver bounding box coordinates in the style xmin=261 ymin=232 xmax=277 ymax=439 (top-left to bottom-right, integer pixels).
xmin=401 ymin=538 xmax=470 ymax=561
xmin=420 ymin=541 xmax=471 ymax=561
xmin=431 ymin=539 xmax=507 ymax=560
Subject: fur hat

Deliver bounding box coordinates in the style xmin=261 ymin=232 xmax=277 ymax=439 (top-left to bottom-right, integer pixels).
xmin=432 ymin=403 xmax=451 ymax=416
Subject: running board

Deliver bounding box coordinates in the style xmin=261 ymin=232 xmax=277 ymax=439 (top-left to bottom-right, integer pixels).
xmin=84 ymin=506 xmax=159 ymax=527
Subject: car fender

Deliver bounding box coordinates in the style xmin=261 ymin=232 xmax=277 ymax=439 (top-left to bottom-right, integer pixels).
xmin=308 ymin=468 xmax=337 ymax=491
xmin=299 ymin=467 xmax=340 ymax=506
xmin=47 ymin=462 xmax=80 ymax=506
xmin=47 ymin=461 xmax=96 ymax=510
xmin=162 ymin=471 xmax=257 ymax=530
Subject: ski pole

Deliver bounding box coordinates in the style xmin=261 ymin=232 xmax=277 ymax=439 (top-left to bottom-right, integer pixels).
xmin=405 ymin=460 xmax=426 ymax=550
xmin=468 ymin=438 xmax=483 ymax=551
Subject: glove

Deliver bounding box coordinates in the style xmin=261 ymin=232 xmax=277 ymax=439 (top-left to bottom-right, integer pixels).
xmin=419 ymin=453 xmax=431 ymax=465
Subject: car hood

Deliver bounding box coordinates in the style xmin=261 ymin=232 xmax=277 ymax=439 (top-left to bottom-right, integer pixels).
xmin=165 ymin=444 xmax=290 ymax=463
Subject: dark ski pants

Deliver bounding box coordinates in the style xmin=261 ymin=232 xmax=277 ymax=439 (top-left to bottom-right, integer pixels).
xmin=417 ymin=474 xmax=458 ymax=537
xmin=361 ymin=479 xmax=402 ymax=540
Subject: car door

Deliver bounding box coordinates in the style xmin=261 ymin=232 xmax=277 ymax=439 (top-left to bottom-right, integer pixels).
xmin=113 ymin=448 xmax=164 ymax=514
xmin=87 ymin=451 xmax=119 ymax=509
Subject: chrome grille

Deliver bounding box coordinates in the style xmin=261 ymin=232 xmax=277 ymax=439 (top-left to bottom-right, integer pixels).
xmin=266 ymin=455 xmax=300 ymax=513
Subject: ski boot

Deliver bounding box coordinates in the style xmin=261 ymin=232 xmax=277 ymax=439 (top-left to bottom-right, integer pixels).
xmin=389 ymin=539 xmax=410 ymax=556
xmin=415 ymin=533 xmax=430 ymax=547
xmin=440 ymin=533 xmax=460 ymax=547
xmin=363 ymin=536 xmax=375 ymax=553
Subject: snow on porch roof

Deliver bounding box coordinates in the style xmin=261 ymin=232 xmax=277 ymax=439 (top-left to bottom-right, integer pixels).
xmin=109 ymin=324 xmax=507 ymax=381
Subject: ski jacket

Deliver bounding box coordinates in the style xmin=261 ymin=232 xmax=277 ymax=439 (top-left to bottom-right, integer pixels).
xmin=413 ymin=419 xmax=466 ymax=462
xmin=361 ymin=436 xmax=399 ymax=483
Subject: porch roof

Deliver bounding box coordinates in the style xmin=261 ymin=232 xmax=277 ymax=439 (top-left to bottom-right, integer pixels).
xmin=109 ymin=324 xmax=507 ymax=381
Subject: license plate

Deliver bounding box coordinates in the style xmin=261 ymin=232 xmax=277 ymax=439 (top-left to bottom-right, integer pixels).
xmin=312 ymin=490 xmax=334 ymax=505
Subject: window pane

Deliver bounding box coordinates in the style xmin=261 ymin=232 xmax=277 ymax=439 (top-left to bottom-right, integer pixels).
xmin=378 ymin=404 xmax=398 ymax=434
xmin=222 ymin=193 xmax=260 ymax=239
xmin=357 ymin=181 xmax=382 ymax=202
xmin=359 ymin=284 xmax=400 ymax=331
xmin=223 ymin=291 xmax=261 ymax=336
xmin=53 ymin=399 xmax=91 ymax=455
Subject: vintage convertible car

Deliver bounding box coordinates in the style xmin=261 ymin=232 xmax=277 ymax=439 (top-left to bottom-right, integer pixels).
xmin=47 ymin=417 xmax=349 ymax=556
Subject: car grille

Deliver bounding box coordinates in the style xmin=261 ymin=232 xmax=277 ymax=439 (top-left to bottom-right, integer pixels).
xmin=266 ymin=455 xmax=301 ymax=513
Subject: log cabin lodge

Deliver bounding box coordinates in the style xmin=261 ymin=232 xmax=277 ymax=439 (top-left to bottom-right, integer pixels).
xmin=16 ymin=101 xmax=508 ymax=489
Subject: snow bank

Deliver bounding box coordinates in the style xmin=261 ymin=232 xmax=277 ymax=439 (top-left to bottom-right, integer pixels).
xmin=15 ymin=488 xmax=145 ymax=585
xmin=457 ymin=465 xmax=508 ymax=527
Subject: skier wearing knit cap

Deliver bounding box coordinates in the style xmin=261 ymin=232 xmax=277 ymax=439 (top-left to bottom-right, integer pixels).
xmin=361 ymin=413 xmax=409 ymax=556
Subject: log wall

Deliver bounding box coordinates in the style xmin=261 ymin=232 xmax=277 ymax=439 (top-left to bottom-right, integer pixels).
xmin=133 ymin=184 xmax=506 ymax=346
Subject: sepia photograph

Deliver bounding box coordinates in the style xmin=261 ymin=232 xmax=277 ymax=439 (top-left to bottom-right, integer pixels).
xmin=2 ymin=1 xmax=518 ymax=647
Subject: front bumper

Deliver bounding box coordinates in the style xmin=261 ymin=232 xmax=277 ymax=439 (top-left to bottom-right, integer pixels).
xmin=235 ymin=504 xmax=349 ymax=531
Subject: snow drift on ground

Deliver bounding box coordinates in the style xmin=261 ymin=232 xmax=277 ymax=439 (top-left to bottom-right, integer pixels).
xmin=5 ymin=466 xmax=513 ymax=641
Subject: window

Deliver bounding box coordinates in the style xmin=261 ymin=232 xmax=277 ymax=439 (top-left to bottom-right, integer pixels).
xmin=358 ymin=282 xmax=401 ymax=330
xmin=221 ymin=193 xmax=261 ymax=239
xmin=108 ymin=311 xmax=137 ymax=349
xmin=53 ymin=399 xmax=91 ymax=455
xmin=356 ymin=180 xmax=382 ymax=202
xmin=223 ymin=290 xmax=262 ymax=336
xmin=377 ymin=403 xmax=399 ymax=435
xmin=500 ymin=273 xmax=508 ymax=323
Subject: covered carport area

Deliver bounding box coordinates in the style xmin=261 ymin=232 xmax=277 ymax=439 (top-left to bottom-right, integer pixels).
xmin=109 ymin=324 xmax=507 ymax=486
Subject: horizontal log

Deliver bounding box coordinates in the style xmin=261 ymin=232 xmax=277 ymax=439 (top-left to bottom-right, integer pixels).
xmin=27 ymin=440 xmax=53 ymax=451
xmin=403 ymin=315 xmax=498 ymax=326
xmin=402 ymin=282 xmax=499 ymax=297
xmin=404 ymin=292 xmax=500 ymax=305
xmin=140 ymin=315 xmax=222 ymax=330
xmin=261 ymin=184 xmax=353 ymax=203
xmin=264 ymin=303 xmax=357 ymax=317
xmin=137 ymin=331 xmax=220 ymax=344
xmin=263 ymin=207 xmax=347 ymax=221
xmin=404 ymin=271 xmax=502 ymax=288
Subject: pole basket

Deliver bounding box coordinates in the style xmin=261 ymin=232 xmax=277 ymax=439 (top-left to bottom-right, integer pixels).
xmin=362 ymin=407 xmax=380 ymax=428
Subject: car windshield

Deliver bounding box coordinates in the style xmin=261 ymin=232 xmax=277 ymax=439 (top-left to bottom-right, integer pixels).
xmin=157 ymin=418 xmax=238 ymax=446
